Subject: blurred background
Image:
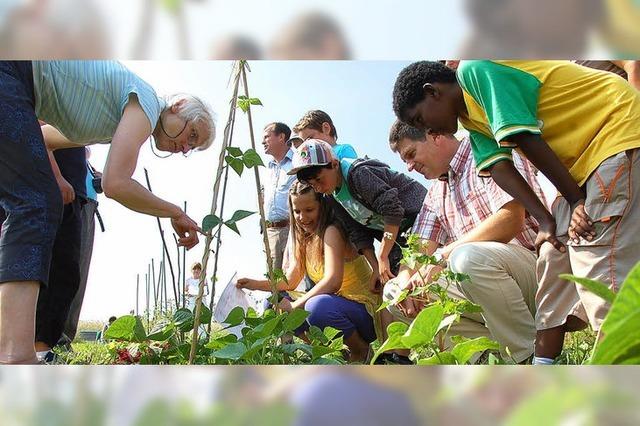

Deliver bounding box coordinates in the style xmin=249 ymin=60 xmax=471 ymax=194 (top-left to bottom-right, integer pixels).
xmin=1 ymin=366 xmax=640 ymax=425
xmin=1 ymin=0 xmax=639 ymax=59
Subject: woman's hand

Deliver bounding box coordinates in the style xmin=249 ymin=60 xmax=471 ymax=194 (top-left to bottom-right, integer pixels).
xmin=171 ymin=211 xmax=201 ymax=249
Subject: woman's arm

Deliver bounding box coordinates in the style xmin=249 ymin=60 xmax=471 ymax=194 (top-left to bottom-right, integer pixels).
xmin=102 ymin=97 xmax=200 ymax=248
xmin=291 ymin=226 xmax=345 ymax=309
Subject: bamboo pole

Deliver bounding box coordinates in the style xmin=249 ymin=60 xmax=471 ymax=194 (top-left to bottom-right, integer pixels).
xmin=240 ymin=62 xmax=277 ymax=306
xmin=144 ymin=168 xmax=180 ymax=309
xmin=189 ymin=62 xmax=243 ymax=364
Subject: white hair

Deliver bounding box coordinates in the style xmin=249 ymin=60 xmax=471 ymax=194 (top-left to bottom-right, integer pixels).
xmin=164 ymin=93 xmax=216 ymax=151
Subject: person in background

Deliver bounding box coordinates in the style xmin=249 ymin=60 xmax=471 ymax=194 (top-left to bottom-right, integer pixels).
xmin=184 ymin=262 xmax=209 ymax=310
xmin=293 ymin=110 xmax=358 ymax=160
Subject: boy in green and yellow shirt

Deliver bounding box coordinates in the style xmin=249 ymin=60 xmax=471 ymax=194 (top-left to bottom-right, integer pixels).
xmin=393 ymin=60 xmax=640 ymax=364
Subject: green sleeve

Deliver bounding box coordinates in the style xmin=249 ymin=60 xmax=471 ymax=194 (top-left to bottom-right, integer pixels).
xmin=458 ymin=61 xmax=542 ymax=144
xmin=468 ymin=130 xmax=514 ymax=176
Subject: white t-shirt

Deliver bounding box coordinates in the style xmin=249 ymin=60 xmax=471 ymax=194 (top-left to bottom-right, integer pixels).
xmin=185 ymin=277 xmax=208 ymax=297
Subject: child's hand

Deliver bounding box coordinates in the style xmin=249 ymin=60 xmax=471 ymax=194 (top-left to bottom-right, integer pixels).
xmin=278 ymin=298 xmax=293 ymax=312
xmin=535 ymin=218 xmax=566 ymax=253
xmin=569 ymin=200 xmax=596 ymax=243
xmin=377 ymin=255 xmax=396 ymax=284
xmin=236 ymin=278 xmax=256 ymax=290
xmin=369 ymin=271 xmax=383 ymax=294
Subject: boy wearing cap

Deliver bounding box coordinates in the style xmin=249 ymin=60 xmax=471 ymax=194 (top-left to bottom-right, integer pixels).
xmin=293 ymin=110 xmax=358 ymax=160
xmin=289 ymin=139 xmax=427 ymax=291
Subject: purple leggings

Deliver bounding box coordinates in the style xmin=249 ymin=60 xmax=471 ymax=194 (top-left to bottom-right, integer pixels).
xmin=302 ymin=294 xmax=376 ymax=343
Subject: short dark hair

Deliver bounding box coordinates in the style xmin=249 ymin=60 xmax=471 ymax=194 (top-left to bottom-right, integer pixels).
xmin=388 ymin=120 xmax=427 ymax=152
xmin=296 ymin=163 xmax=333 ymax=183
xmin=265 ymin=122 xmax=292 ymax=141
xmin=293 ymin=110 xmax=337 ymax=139
xmin=108 ymin=316 xmax=117 ymax=323
xmin=392 ymin=61 xmax=457 ymax=121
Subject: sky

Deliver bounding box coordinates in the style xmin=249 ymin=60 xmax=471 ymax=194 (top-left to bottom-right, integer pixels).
xmin=81 ymin=60 xmax=425 ymax=320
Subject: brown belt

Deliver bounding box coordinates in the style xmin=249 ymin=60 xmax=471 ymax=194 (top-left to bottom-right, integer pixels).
xmin=266 ymin=220 xmax=289 ymax=229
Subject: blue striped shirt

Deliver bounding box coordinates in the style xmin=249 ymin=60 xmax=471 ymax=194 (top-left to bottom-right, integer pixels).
xmin=32 ymin=61 xmax=164 ymax=145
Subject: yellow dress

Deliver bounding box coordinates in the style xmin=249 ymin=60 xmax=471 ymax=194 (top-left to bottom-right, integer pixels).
xmin=305 ymin=254 xmax=383 ymax=340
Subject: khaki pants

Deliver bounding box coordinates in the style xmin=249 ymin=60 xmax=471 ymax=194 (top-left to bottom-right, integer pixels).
xmin=384 ymin=242 xmax=537 ymax=363
xmin=267 ymin=226 xmax=289 ymax=271
xmin=536 ymin=149 xmax=640 ymax=331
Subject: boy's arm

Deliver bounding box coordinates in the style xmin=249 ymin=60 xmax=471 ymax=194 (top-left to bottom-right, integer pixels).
xmin=377 ymin=222 xmax=400 ymax=283
xmin=506 ymin=132 xmax=595 ymax=243
xmin=488 ymin=160 xmax=565 ymax=252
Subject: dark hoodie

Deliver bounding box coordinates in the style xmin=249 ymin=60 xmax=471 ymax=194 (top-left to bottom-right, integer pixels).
xmin=327 ymin=158 xmax=427 ymax=253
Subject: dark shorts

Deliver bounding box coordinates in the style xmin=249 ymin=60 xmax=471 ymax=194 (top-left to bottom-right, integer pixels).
xmin=0 ymin=61 xmax=62 ymax=286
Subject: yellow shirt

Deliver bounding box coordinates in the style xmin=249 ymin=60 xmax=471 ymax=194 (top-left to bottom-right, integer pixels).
xmin=305 ymin=254 xmax=383 ymax=340
xmin=458 ymin=60 xmax=640 ymax=185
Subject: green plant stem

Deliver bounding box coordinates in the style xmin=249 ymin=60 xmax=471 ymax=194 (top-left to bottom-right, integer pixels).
xmin=239 ymin=62 xmax=278 ymax=307
xmin=189 ymin=62 xmax=243 ymax=364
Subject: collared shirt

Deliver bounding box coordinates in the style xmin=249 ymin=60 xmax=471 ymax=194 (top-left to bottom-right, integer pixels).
xmin=265 ymin=149 xmax=296 ymax=222
xmin=411 ymin=137 xmax=546 ymax=251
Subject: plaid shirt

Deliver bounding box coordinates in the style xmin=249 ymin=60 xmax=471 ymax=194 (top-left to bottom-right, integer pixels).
xmin=411 ymin=137 xmax=546 ymax=251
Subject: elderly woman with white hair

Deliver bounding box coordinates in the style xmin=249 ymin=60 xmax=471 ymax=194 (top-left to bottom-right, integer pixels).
xmin=0 ymin=60 xmax=215 ymax=364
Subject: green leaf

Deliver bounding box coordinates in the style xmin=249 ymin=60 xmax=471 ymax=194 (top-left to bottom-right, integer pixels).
xmin=311 ymin=345 xmax=340 ymax=359
xmin=173 ymin=308 xmax=194 ymax=332
xmin=242 ymin=148 xmax=265 ymax=168
xmin=224 ymin=210 xmax=256 ymax=236
xmin=591 ymin=262 xmax=640 ymax=364
xmin=400 ymin=303 xmax=444 ymax=348
xmin=236 ymin=97 xmax=250 ymax=113
xmin=212 ymin=342 xmax=247 ymax=361
xmin=370 ymin=322 xmax=410 ymax=364
xmin=249 ymin=97 xmax=263 ymax=106
xmin=323 ymin=326 xmax=341 ymax=341
xmin=198 ymin=303 xmax=212 ymax=326
xmin=223 ymin=306 xmax=246 ymax=327
xmin=282 ymin=308 xmax=309 ymax=332
xmin=417 ymin=352 xmax=457 ymax=365
xmin=202 ymin=214 xmax=221 ymax=233
xmin=560 ymin=274 xmax=617 ymax=304
xmin=437 ymin=314 xmax=459 ymax=334
xmin=451 ymin=336 xmax=500 ymax=365
xmin=146 ymin=322 xmax=175 ymax=341
xmin=104 ymin=315 xmax=147 ymax=342
xmin=205 ymin=332 xmax=238 ymax=350
xmin=228 ymin=210 xmax=256 ymax=224
xmin=225 ymin=155 xmax=244 ymax=176
xmin=224 ymin=221 xmax=240 ymax=235
xmin=225 ymin=146 xmax=243 ymax=158
xmin=249 ymin=316 xmax=283 ymax=339
xmin=281 ymin=343 xmax=314 ymax=357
